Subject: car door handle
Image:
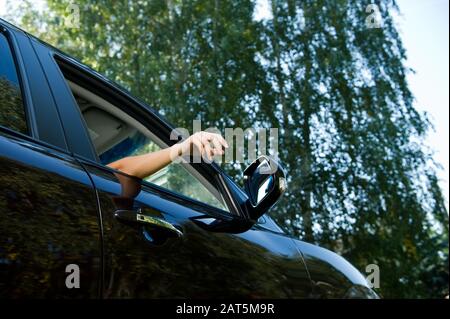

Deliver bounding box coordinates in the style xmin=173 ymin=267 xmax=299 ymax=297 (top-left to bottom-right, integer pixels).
xmin=114 ymin=209 xmax=183 ymax=238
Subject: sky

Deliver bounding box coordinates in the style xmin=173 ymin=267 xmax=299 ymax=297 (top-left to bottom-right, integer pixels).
xmin=1 ymin=0 xmax=449 ymax=209
xmin=394 ymin=0 xmax=449 ymax=210
xmin=255 ymin=0 xmax=450 ymax=209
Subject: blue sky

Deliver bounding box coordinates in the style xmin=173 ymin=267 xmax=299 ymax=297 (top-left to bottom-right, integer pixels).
xmin=1 ymin=0 xmax=449 ymax=209
xmin=254 ymin=0 xmax=449 ymax=210
xmin=394 ymin=0 xmax=449 ymax=210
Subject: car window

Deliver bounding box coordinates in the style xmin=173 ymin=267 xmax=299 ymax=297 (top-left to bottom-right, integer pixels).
xmin=65 ymin=81 xmax=229 ymax=212
xmin=0 ymin=32 xmax=28 ymax=135
xmin=99 ymin=125 xmax=228 ymax=210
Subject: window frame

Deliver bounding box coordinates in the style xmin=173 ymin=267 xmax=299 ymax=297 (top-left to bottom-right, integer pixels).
xmin=47 ymin=52 xmax=243 ymax=217
xmin=68 ymin=79 xmax=230 ymax=212
xmin=0 ymin=27 xmax=32 ymax=137
xmin=0 ymin=20 xmax=71 ymax=153
xmin=0 ymin=18 xmax=74 ymax=159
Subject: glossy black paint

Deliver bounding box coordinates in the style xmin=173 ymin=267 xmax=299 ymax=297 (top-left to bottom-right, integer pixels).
xmin=0 ymin=131 xmax=101 ymax=298
xmin=0 ymin=18 xmax=377 ymax=298
xmin=79 ymin=162 xmax=311 ymax=298
xmin=293 ymin=240 xmax=378 ymax=298
xmin=243 ymin=156 xmax=287 ymax=220
xmin=5 ymin=24 xmax=68 ymax=149
xmin=30 ymin=37 xmax=97 ymax=160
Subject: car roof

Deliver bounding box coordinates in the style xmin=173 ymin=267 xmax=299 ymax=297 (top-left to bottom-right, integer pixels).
xmin=0 ymin=17 xmax=231 ymax=177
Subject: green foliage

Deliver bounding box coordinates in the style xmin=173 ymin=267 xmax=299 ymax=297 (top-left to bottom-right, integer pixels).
xmin=0 ymin=154 xmax=100 ymax=297
xmin=0 ymin=78 xmax=27 ymax=134
xmin=5 ymin=0 xmax=448 ymax=298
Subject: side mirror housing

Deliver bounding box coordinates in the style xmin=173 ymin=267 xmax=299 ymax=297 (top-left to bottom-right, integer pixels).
xmin=243 ymin=155 xmax=287 ymax=221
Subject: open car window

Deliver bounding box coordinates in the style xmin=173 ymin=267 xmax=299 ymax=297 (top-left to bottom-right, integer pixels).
xmin=67 ymin=80 xmax=229 ymax=212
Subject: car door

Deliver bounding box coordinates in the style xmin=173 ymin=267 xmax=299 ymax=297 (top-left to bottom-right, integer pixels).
xmin=37 ymin=41 xmax=313 ymax=298
xmin=0 ymin=23 xmax=101 ymax=298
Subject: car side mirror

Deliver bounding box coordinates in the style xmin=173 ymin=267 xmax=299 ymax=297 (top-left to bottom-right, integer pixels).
xmin=243 ymin=155 xmax=287 ymax=221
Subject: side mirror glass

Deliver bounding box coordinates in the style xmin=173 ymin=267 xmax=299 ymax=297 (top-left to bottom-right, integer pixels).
xmin=243 ymin=156 xmax=287 ymax=221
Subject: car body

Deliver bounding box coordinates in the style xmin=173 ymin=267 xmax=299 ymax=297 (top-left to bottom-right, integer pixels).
xmin=0 ymin=18 xmax=377 ymax=298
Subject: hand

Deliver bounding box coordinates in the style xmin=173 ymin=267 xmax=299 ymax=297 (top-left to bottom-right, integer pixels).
xmin=177 ymin=131 xmax=229 ymax=162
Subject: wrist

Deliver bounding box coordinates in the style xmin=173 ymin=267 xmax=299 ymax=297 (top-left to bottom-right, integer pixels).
xmin=168 ymin=143 xmax=181 ymax=161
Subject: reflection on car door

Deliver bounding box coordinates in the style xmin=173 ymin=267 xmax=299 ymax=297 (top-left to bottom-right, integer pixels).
xmin=80 ymin=155 xmax=311 ymax=298
xmin=0 ymin=27 xmax=101 ymax=298
xmin=45 ymin=49 xmax=313 ymax=298
xmin=0 ymin=134 xmax=101 ymax=298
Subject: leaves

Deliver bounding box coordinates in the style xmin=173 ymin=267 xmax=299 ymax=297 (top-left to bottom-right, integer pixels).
xmin=5 ymin=0 xmax=448 ymax=298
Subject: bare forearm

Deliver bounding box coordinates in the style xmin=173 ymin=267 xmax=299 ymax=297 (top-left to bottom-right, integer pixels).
xmin=106 ymin=132 xmax=228 ymax=179
xmin=107 ymin=144 xmax=180 ymax=179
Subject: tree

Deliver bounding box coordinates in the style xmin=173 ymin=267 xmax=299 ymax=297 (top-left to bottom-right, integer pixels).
xmin=259 ymin=0 xmax=448 ymax=298
xmin=5 ymin=0 xmax=448 ymax=298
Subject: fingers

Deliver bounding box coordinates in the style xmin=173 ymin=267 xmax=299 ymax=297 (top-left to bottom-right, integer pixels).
xmin=206 ymin=132 xmax=229 ymax=159
xmin=192 ymin=135 xmax=213 ymax=162
xmin=211 ymin=136 xmax=224 ymax=156
xmin=215 ymin=134 xmax=229 ymax=149
xmin=203 ymin=142 xmax=214 ymax=161
xmin=181 ymin=131 xmax=228 ymax=163
xmin=191 ymin=138 xmax=204 ymax=160
xmin=199 ymin=132 xmax=228 ymax=162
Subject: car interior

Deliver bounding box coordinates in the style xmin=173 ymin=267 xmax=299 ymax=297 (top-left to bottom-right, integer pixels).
xmin=65 ymin=79 xmax=229 ymax=211
xmin=68 ymin=81 xmax=162 ymax=160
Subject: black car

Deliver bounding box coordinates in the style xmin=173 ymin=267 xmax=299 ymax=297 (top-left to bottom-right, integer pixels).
xmin=0 ymin=19 xmax=377 ymax=299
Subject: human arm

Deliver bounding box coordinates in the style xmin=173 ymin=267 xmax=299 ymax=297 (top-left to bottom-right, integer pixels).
xmin=107 ymin=131 xmax=228 ymax=179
